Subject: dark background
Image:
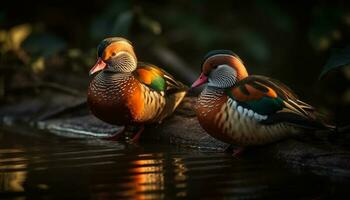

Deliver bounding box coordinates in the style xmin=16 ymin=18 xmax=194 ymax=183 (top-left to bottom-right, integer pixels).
xmin=0 ymin=0 xmax=349 ymax=125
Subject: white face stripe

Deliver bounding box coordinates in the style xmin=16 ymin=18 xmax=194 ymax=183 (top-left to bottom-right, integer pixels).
xmin=217 ymin=64 xmax=231 ymax=69
xmin=113 ymin=51 xmax=129 ymax=57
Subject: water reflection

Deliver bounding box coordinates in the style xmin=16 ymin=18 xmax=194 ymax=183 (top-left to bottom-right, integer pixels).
xmin=0 ymin=130 xmax=348 ymax=199
xmin=0 ymin=168 xmax=27 ymax=193
xmin=128 ymin=157 xmax=165 ymax=199
xmin=173 ymin=157 xmax=188 ymax=197
xmin=0 ymin=149 xmax=27 ymax=193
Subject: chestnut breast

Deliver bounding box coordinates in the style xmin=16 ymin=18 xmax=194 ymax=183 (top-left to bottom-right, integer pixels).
xmin=87 ymin=71 xmax=142 ymax=125
xmin=195 ymin=88 xmax=234 ymax=143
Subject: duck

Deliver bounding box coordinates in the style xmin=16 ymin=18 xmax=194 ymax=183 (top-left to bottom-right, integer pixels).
xmin=191 ymin=50 xmax=334 ymax=155
xmin=87 ymin=37 xmax=187 ymax=142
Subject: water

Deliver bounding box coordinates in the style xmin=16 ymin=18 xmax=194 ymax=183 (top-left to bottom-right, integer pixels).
xmin=0 ymin=130 xmax=348 ymax=199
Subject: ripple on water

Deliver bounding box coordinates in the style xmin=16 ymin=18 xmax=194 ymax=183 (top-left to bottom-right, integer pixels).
xmin=0 ymin=130 xmax=347 ymax=199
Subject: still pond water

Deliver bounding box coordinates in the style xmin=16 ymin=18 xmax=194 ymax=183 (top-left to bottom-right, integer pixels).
xmin=0 ymin=129 xmax=348 ymax=199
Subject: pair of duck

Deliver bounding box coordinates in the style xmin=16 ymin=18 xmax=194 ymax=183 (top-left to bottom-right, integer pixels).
xmin=88 ymin=37 xmax=332 ymax=153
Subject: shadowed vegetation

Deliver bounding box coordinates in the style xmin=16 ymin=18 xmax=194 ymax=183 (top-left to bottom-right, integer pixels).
xmin=0 ymin=0 xmax=349 ymax=125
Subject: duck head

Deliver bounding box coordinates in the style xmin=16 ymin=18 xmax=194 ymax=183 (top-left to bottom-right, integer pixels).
xmin=191 ymin=50 xmax=248 ymax=89
xmin=89 ymin=37 xmax=137 ymax=75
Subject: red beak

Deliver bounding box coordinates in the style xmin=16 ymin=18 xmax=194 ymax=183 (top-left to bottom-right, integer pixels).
xmin=89 ymin=58 xmax=107 ymax=75
xmin=191 ymin=73 xmax=208 ymax=88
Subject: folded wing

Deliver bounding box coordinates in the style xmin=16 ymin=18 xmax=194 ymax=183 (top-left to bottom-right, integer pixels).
xmin=226 ymin=75 xmax=329 ymax=129
xmin=134 ymin=62 xmax=188 ymax=95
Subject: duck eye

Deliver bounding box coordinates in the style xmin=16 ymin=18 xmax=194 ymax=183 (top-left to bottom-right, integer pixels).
xmin=212 ymin=65 xmax=218 ymax=69
xmin=111 ymin=52 xmax=116 ymax=57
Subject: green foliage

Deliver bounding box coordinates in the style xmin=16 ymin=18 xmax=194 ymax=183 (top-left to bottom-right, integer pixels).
xmin=320 ymin=47 xmax=350 ymax=79
xmin=0 ymin=0 xmax=348 ymax=125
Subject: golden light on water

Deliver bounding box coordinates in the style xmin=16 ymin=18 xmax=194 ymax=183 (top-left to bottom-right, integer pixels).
xmin=0 ymin=151 xmax=27 ymax=193
xmin=123 ymin=157 xmax=165 ymax=199
xmin=114 ymin=155 xmax=190 ymax=199
xmin=173 ymin=157 xmax=188 ymax=197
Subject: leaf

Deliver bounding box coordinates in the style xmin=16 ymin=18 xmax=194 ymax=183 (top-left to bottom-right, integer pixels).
xmin=320 ymin=47 xmax=350 ymax=79
xmin=9 ymin=24 xmax=32 ymax=50
xmin=31 ymin=57 xmax=45 ymax=73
